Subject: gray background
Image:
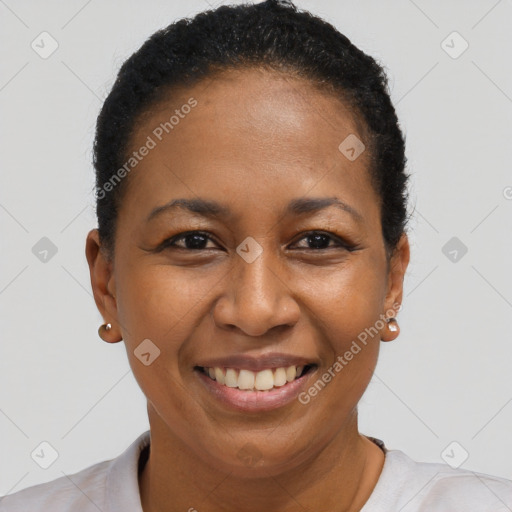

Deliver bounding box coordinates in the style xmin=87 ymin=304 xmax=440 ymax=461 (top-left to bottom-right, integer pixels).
xmin=1 ymin=0 xmax=511 ymax=495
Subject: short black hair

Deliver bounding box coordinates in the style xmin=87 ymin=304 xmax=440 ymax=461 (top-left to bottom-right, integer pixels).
xmin=93 ymin=0 xmax=410 ymax=259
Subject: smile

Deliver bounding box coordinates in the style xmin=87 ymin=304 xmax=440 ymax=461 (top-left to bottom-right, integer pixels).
xmin=197 ymin=365 xmax=314 ymax=391
xmin=194 ymin=362 xmax=318 ymax=412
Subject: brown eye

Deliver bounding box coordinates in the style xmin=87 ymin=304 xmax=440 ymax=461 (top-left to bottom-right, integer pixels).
xmin=291 ymin=231 xmax=356 ymax=251
xmin=156 ymin=230 xmax=356 ymax=253
xmin=158 ymin=231 xmax=219 ymax=251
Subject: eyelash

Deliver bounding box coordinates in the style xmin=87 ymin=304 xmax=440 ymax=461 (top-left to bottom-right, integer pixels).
xmin=157 ymin=230 xmax=357 ymax=252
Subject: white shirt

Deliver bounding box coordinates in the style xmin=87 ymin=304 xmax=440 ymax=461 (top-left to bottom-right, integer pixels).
xmin=1 ymin=430 xmax=511 ymax=511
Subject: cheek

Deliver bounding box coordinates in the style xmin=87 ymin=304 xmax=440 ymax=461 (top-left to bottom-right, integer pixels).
xmin=116 ymin=264 xmax=212 ymax=332
xmin=295 ymin=255 xmax=386 ymax=408
xmin=114 ymin=263 xmax=225 ymax=378
xmin=301 ymin=256 xmax=387 ymax=348
xmin=113 ymin=265 xmax=203 ymax=420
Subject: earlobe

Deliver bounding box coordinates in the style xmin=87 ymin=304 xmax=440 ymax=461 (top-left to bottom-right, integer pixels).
xmin=381 ymin=233 xmax=410 ymax=342
xmin=97 ymin=322 xmax=122 ymax=343
xmin=381 ymin=317 xmax=400 ymax=342
xmin=85 ymin=229 xmax=122 ymax=342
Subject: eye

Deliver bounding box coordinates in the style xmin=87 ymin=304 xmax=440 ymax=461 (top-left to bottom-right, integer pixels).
xmin=156 ymin=230 xmax=356 ymax=252
xmin=291 ymin=231 xmax=356 ymax=251
xmin=158 ymin=231 xmax=220 ymax=251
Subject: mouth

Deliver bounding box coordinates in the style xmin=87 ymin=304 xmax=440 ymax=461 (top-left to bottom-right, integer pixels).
xmin=193 ymin=363 xmax=318 ymax=412
xmin=195 ymin=364 xmax=316 ymax=391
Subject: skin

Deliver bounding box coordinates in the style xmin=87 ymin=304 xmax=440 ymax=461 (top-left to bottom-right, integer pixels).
xmin=86 ymin=67 xmax=410 ymax=512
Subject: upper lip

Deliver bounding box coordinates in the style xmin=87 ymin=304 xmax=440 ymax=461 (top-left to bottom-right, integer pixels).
xmin=195 ymin=352 xmax=318 ymax=372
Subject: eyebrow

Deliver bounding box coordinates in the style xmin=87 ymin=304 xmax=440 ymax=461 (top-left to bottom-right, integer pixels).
xmin=146 ymin=196 xmax=363 ymax=223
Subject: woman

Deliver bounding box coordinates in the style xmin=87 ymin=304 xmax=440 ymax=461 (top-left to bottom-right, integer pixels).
xmin=2 ymin=0 xmax=511 ymax=510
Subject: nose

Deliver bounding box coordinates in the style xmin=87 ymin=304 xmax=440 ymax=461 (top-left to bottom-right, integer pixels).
xmin=212 ymin=248 xmax=300 ymax=337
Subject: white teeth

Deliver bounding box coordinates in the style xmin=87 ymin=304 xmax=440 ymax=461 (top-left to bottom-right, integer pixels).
xmin=225 ymin=368 xmax=238 ymax=388
xmin=254 ymin=369 xmax=274 ymax=391
xmin=202 ymin=364 xmax=309 ymax=391
xmin=273 ymin=367 xmax=287 ymax=387
xmin=214 ymin=367 xmax=225 ymax=385
xmin=286 ymin=365 xmax=297 ymax=382
xmin=238 ymin=369 xmax=255 ymax=390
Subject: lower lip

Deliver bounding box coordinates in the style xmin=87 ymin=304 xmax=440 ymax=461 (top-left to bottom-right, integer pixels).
xmin=195 ymin=368 xmax=315 ymax=412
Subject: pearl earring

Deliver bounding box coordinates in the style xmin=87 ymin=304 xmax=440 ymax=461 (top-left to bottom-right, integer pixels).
xmin=98 ymin=323 xmax=112 ymax=341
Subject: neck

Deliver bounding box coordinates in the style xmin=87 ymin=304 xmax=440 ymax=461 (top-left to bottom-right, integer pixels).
xmin=139 ymin=406 xmax=385 ymax=512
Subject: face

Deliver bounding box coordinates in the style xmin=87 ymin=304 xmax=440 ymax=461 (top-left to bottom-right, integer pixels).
xmin=87 ymin=67 xmax=409 ymax=476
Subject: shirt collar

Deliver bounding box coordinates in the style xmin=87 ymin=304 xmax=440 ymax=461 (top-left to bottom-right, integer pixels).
xmin=103 ymin=431 xmax=388 ymax=511
xmin=105 ymin=430 xmax=151 ymax=512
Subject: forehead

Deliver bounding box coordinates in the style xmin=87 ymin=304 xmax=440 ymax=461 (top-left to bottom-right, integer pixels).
xmin=137 ymin=66 xmax=367 ymax=155
xmin=120 ymin=67 xmax=378 ymax=223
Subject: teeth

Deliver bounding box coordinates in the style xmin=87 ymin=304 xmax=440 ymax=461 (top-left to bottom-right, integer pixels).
xmin=238 ymin=369 xmax=255 ymax=390
xmin=273 ymin=367 xmax=287 ymax=387
xmin=214 ymin=367 xmax=225 ymax=385
xmin=286 ymin=365 xmax=297 ymax=382
xmin=225 ymin=368 xmax=238 ymax=388
xmin=202 ymin=365 xmax=309 ymax=391
xmin=254 ymin=369 xmax=274 ymax=391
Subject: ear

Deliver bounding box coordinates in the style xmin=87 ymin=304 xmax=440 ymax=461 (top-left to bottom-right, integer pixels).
xmin=85 ymin=229 xmax=122 ymax=343
xmin=381 ymin=233 xmax=410 ymax=341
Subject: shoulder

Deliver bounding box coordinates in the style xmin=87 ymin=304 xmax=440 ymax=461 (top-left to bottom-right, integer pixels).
xmin=0 ymin=430 xmax=150 ymax=512
xmin=369 ymin=448 xmax=512 ymax=511
xmin=0 ymin=459 xmax=112 ymax=512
